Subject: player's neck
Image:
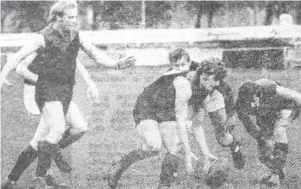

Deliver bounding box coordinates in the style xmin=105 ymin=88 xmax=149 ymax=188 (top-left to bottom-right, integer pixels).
xmin=52 ymin=23 xmax=74 ymax=40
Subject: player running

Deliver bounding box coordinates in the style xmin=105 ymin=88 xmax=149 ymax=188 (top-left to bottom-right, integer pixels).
xmin=235 ymin=78 xmax=301 ymax=186
xmin=106 ymin=48 xmax=216 ymax=189
xmin=2 ymin=52 xmax=100 ymax=189
xmin=1 ymin=0 xmax=135 ymax=188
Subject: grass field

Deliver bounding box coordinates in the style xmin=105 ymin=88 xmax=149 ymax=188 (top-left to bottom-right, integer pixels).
xmin=1 ymin=66 xmax=301 ymax=189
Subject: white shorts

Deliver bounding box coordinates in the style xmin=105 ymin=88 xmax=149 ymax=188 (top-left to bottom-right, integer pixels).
xmin=23 ymin=84 xmax=41 ymax=115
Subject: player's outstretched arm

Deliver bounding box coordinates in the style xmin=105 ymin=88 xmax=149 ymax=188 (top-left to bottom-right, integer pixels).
xmin=79 ymin=34 xmax=135 ymax=69
xmin=277 ymin=86 xmax=301 ymax=120
xmin=76 ymin=61 xmax=99 ymax=104
xmin=192 ymin=122 xmax=217 ymax=173
xmin=0 ymin=35 xmax=44 ymax=87
xmin=174 ymin=76 xmax=194 ymax=173
xmin=277 ymin=86 xmax=301 ymax=107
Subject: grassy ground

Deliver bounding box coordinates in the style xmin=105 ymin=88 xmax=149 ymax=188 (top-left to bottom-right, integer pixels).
xmin=1 ymin=67 xmax=301 ymax=189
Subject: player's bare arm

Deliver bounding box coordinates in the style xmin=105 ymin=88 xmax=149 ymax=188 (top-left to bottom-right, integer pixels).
xmin=276 ymin=86 xmax=301 ymax=107
xmin=15 ymin=52 xmax=38 ymax=84
xmin=79 ymin=35 xmax=116 ymax=67
xmin=76 ymin=61 xmax=99 ymax=103
xmin=0 ymin=34 xmax=45 ymax=87
xmin=174 ymin=76 xmax=194 ymax=173
xmin=79 ymin=34 xmax=135 ymax=69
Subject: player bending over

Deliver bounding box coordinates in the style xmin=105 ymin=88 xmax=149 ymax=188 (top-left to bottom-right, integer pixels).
xmin=235 ymin=78 xmax=301 ymax=186
xmin=106 ymin=48 xmax=216 ymax=189
xmin=157 ymin=58 xmax=245 ymax=187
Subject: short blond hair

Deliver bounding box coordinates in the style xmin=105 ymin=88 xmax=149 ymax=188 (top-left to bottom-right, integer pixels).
xmin=48 ymin=0 xmax=78 ymax=22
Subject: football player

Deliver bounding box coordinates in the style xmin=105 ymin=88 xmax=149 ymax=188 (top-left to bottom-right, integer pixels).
xmin=106 ymin=48 xmax=217 ymax=189
xmin=158 ymin=58 xmax=245 ymax=187
xmin=0 ymin=1 xmax=135 ymax=188
xmin=2 ymin=51 xmax=99 ymax=189
xmin=235 ymin=78 xmax=301 ymax=186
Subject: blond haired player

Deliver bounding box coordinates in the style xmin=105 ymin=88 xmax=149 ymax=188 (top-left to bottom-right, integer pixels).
xmin=1 ymin=0 xmax=135 ymax=188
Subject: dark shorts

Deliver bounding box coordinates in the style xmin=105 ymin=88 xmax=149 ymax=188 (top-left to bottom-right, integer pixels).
xmin=35 ymin=80 xmax=73 ymax=115
xmin=133 ymin=94 xmax=176 ymax=125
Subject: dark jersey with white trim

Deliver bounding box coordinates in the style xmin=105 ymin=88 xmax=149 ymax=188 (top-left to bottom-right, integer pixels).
xmin=32 ymin=24 xmax=80 ymax=85
xmin=133 ymin=71 xmax=188 ymax=124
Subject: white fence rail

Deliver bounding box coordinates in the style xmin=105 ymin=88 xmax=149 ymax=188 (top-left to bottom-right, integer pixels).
xmin=1 ymin=26 xmax=300 ymax=66
xmin=1 ymin=25 xmax=301 ymax=47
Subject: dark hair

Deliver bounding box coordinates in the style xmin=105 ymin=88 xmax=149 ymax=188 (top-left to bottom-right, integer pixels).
xmin=195 ymin=58 xmax=227 ymax=81
xmin=168 ymin=48 xmax=190 ymax=64
xmin=238 ymin=81 xmax=261 ymax=101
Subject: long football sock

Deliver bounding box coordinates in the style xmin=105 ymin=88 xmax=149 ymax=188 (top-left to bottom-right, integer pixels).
xmin=36 ymin=141 xmax=54 ymax=177
xmin=269 ymin=143 xmax=288 ymax=180
xmin=108 ymin=149 xmax=159 ymax=188
xmin=7 ymin=145 xmax=37 ymax=182
xmin=58 ymin=128 xmax=85 ymax=149
xmin=159 ymin=152 xmax=180 ymax=186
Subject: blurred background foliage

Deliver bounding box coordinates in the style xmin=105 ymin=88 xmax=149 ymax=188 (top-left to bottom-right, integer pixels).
xmin=1 ymin=1 xmax=301 ymax=33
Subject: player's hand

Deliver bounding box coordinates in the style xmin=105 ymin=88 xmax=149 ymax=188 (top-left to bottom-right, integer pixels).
xmin=116 ymin=56 xmax=136 ymax=69
xmin=0 ymin=77 xmax=13 ymax=88
xmin=203 ymin=153 xmax=218 ymax=173
xmin=87 ymin=83 xmax=100 ymax=104
xmin=185 ymin=151 xmax=198 ymax=174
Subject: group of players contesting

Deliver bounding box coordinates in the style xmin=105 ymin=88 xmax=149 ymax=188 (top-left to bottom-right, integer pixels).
xmin=1 ymin=0 xmax=301 ymax=189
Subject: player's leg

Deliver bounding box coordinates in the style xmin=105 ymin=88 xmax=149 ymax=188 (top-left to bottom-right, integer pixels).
xmin=59 ymin=101 xmax=88 ymax=149
xmin=205 ymin=90 xmax=245 ymax=169
xmin=107 ymin=119 xmax=162 ymax=189
xmin=158 ymin=121 xmax=182 ymax=188
xmin=35 ymin=101 xmax=66 ymax=182
xmin=1 ymin=116 xmax=48 ymax=189
xmin=261 ymin=109 xmax=292 ymax=186
xmin=23 ymin=83 xmax=41 ymax=115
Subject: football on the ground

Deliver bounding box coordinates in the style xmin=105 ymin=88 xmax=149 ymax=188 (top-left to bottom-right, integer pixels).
xmin=205 ymin=157 xmax=230 ymax=188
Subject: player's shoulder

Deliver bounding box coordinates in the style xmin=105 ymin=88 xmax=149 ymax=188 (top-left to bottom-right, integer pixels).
xmin=255 ymin=78 xmax=277 ymax=87
xmin=218 ymin=80 xmax=233 ymax=92
xmin=26 ymin=33 xmax=45 ymax=49
xmin=255 ymin=78 xmax=279 ymax=96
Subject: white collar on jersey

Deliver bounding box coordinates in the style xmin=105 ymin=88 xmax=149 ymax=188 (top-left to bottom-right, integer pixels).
xmin=162 ymin=69 xmax=187 ymax=76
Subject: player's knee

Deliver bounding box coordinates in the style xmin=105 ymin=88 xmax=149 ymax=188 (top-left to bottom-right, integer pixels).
xmin=79 ymin=123 xmax=88 ymax=133
xmin=55 ymin=123 xmax=66 ymax=136
xmin=144 ymin=132 xmax=162 ymax=151
xmin=273 ymin=126 xmax=288 ymax=144
xmin=148 ymin=139 xmax=163 ymax=151
xmin=73 ymin=121 xmax=88 ymax=133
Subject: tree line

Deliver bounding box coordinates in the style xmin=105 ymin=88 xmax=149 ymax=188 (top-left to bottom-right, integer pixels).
xmin=1 ymin=1 xmax=300 ymax=33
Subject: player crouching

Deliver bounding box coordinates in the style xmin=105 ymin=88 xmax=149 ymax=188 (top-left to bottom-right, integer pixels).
xmin=236 ymin=78 xmax=301 ymax=186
